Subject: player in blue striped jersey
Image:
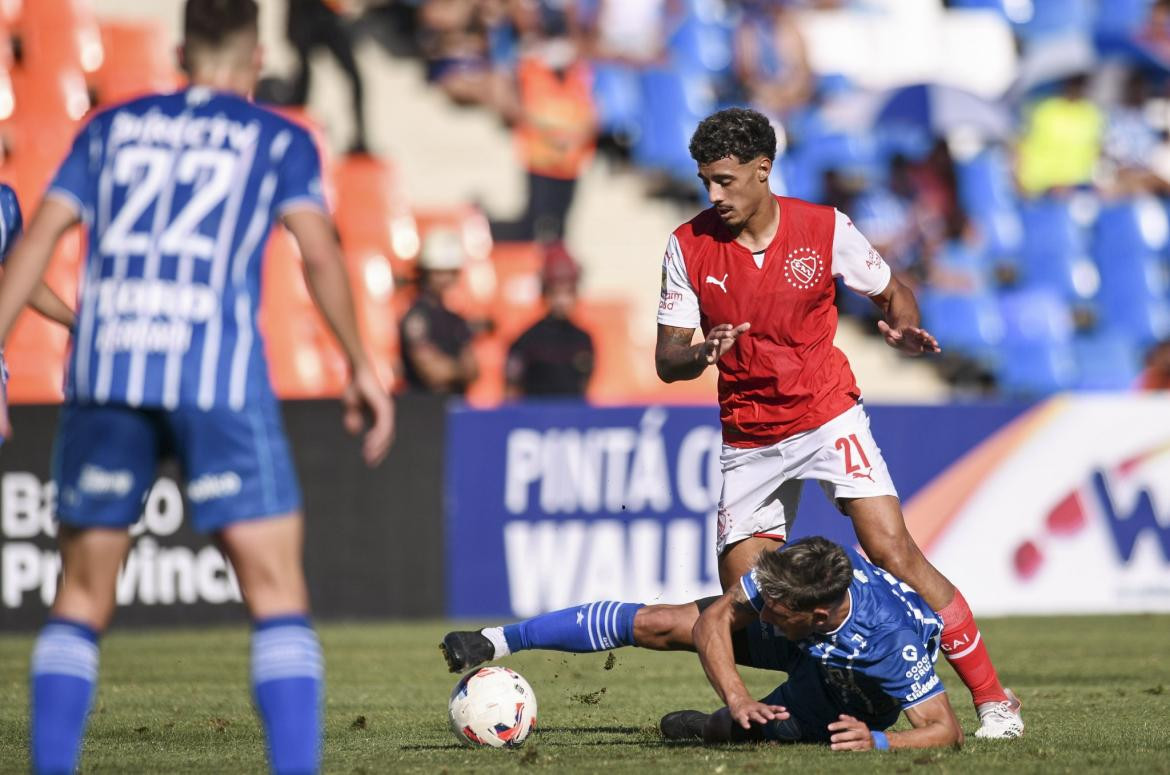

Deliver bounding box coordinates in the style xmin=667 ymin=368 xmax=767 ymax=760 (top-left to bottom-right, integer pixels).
xmin=442 ymin=537 xmax=964 ymax=751
xmin=0 ymin=183 xmax=77 ymax=446
xmin=0 ymin=2 xmax=393 ymax=773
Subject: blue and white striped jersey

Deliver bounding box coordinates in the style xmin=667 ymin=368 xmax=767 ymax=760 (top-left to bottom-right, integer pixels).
xmin=741 ymin=545 xmax=946 ymax=717
xmin=0 ymin=182 xmax=23 ymax=263
xmin=48 ymin=87 xmax=327 ymax=410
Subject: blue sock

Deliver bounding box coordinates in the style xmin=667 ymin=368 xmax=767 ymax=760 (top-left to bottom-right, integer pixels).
xmin=251 ymin=615 xmax=323 ymax=775
xmin=30 ymin=618 xmax=100 ymax=775
xmin=502 ymin=601 xmax=643 ymax=653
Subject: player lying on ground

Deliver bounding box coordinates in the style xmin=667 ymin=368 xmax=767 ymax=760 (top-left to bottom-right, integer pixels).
xmin=652 ymin=107 xmax=1020 ymax=738
xmin=442 ymin=537 xmax=963 ymax=750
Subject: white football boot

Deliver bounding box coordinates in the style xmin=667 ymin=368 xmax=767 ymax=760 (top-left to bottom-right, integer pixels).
xmin=975 ymin=688 xmax=1024 ymax=739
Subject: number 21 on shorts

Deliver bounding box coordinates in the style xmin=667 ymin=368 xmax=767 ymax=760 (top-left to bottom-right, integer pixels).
xmin=835 ymin=434 xmax=871 ymax=477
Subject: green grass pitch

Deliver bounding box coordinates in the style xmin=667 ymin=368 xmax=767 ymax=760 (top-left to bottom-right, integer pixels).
xmin=2 ymin=615 xmax=1168 ymax=773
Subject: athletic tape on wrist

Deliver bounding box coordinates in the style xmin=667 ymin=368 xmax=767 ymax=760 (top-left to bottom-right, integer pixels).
xmin=871 ymin=730 xmax=890 ymax=750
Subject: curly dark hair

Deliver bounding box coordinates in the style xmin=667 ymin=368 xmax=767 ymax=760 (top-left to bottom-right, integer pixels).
xmin=753 ymin=537 xmax=853 ymax=611
xmin=688 ymin=108 xmax=777 ymax=166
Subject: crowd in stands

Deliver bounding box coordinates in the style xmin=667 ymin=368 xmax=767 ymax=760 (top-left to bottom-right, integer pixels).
xmin=4 ymin=0 xmax=1170 ymax=406
xmin=397 ymin=0 xmax=1170 ymax=396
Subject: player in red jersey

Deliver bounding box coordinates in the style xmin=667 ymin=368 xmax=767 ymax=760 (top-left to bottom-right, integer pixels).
xmin=655 ymin=108 xmax=1022 ymax=739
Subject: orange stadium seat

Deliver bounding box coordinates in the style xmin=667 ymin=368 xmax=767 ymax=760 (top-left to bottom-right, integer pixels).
xmin=348 ymin=248 xmax=399 ymax=389
xmin=0 ymin=0 xmax=20 ymax=29
xmin=15 ymin=0 xmax=103 ymax=77
xmin=485 ymin=241 xmax=542 ymax=340
xmin=465 ymin=332 xmax=506 ymax=407
xmin=260 ymin=229 xmax=347 ymax=398
xmin=93 ymin=20 xmax=181 ymax=106
xmin=334 ymin=154 xmax=417 ymax=273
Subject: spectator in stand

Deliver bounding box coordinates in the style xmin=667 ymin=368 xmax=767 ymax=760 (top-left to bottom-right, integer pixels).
xmin=1103 ymin=69 xmax=1169 ymax=196
xmin=732 ymin=1 xmax=814 ymax=119
xmin=1138 ymin=339 xmax=1170 ymax=390
xmin=288 ymin=0 xmax=370 ymax=154
xmin=399 ymin=229 xmax=479 ymax=395
xmin=1016 ymin=74 xmax=1104 ymax=196
xmin=491 ymin=35 xmax=598 ymax=242
xmin=577 ymin=0 xmax=677 ymax=66
xmin=505 ymin=243 xmax=595 ymax=398
xmin=418 ymin=0 xmax=511 ymax=111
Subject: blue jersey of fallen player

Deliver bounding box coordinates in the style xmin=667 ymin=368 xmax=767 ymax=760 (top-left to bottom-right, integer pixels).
xmin=0 ymin=182 xmax=22 ymax=263
xmin=46 ymin=87 xmax=327 ymax=410
xmin=740 ymin=545 xmax=946 ymax=724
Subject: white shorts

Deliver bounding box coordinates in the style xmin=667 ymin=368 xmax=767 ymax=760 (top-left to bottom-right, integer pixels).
xmin=715 ymin=403 xmax=897 ymax=555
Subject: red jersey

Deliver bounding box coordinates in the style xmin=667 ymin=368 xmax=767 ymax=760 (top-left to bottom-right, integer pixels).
xmin=657 ymin=196 xmax=892 ymax=447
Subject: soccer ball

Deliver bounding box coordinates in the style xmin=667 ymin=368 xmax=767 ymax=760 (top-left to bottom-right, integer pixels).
xmin=448 ymin=666 xmax=538 ymax=748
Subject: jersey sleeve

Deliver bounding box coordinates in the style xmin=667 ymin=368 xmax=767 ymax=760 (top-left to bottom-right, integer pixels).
xmin=47 ymin=120 xmax=101 ymax=218
xmin=831 ymin=208 xmax=891 ymax=297
xmin=870 ymin=628 xmax=946 ymax=710
xmin=657 ymin=233 xmax=700 ymax=329
xmin=274 ymin=127 xmax=329 ymax=217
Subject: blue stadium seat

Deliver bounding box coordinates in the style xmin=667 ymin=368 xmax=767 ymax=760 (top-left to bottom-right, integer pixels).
xmin=1094 ymin=198 xmax=1170 ymax=260
xmin=1013 ymin=0 xmax=1095 ymax=40
xmin=1019 ymin=198 xmax=1097 ymax=299
xmin=591 ymin=63 xmax=642 ymax=138
xmin=918 ymin=290 xmax=1005 ymax=357
xmin=1097 ymin=294 xmax=1170 ymax=346
xmin=667 ymin=11 xmax=734 ymax=78
xmin=995 ymin=341 xmax=1078 ymax=395
xmin=956 ymin=148 xmax=1023 ymax=257
xmin=633 ymin=68 xmax=713 ymax=180
xmin=1073 ymin=332 xmax=1143 ymax=390
xmin=1094 ymin=0 xmax=1152 ymax=39
xmin=934 ymin=240 xmax=994 ymax=292
xmin=998 ymin=286 xmax=1075 ymax=343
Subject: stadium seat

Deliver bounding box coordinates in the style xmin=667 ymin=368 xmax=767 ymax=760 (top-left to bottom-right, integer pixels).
xmin=334 ymin=154 xmax=418 ymax=274
xmin=633 ymin=68 xmax=712 ymax=181
xmin=918 ymin=290 xmax=1005 ymax=359
xmin=1095 ymin=0 xmax=1153 ymax=39
xmin=575 ymin=299 xmax=647 ymax=404
xmin=590 ymin=62 xmax=642 ymax=139
xmin=994 ymin=341 xmax=1078 ymax=395
xmin=465 ymin=332 xmax=506 ymax=407
xmin=1019 ymin=198 xmax=1097 ymax=299
xmin=1094 ymin=197 xmax=1170 ymax=259
xmin=93 ymin=20 xmax=181 ymax=106
xmin=1096 ymin=293 xmax=1170 ymax=346
xmin=997 ymin=286 xmax=1074 ymax=343
xmin=486 ymin=241 xmax=542 ymax=340
xmin=260 ymin=230 xmax=347 ymax=398
xmin=15 ymin=0 xmax=103 ymax=76
xmin=667 ymin=9 xmax=734 ymax=78
xmin=1072 ymin=332 xmax=1142 ymax=390
xmin=956 ymin=147 xmax=1023 ymax=258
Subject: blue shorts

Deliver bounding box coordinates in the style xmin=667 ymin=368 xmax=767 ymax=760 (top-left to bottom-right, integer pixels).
xmin=739 ymin=621 xmax=901 ymax=743
xmin=52 ymin=400 xmax=302 ymax=533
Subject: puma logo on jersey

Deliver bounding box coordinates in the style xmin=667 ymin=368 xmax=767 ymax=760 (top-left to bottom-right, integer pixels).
xmin=706 ymin=273 xmax=729 ymax=293
xmin=851 ymin=470 xmax=875 ymax=483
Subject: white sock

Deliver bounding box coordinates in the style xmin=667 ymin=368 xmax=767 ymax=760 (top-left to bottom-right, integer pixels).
xmin=481 ymin=627 xmax=510 ymax=659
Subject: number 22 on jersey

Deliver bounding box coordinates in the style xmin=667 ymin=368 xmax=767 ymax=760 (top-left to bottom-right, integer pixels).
xmin=100 ymin=146 xmax=237 ymax=260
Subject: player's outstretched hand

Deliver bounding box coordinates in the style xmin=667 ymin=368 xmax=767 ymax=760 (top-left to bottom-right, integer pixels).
xmin=728 ymin=697 xmax=788 ymax=730
xmin=877 ymin=320 xmax=941 ymax=356
xmin=828 ymin=714 xmax=879 ymax=751
xmin=343 ymin=365 xmax=395 ymax=467
xmin=702 ymin=322 xmax=751 ymax=364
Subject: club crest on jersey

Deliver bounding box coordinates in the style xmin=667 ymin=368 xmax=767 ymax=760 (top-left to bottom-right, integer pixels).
xmin=784 ymin=247 xmax=824 ymax=290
